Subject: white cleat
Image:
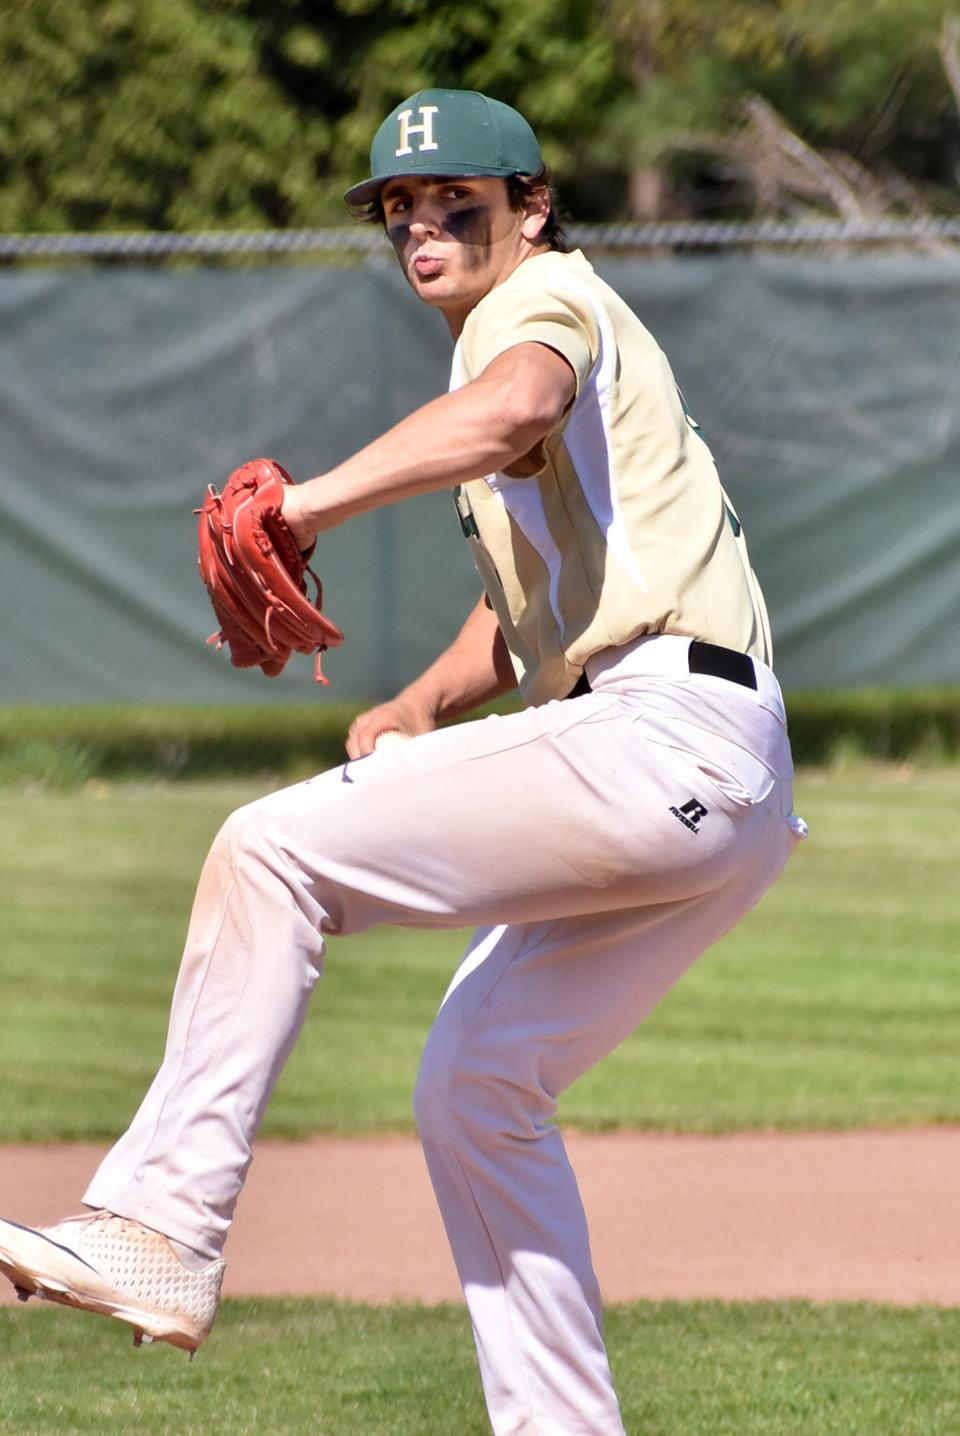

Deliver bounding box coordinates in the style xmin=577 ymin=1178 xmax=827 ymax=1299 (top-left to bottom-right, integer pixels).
xmin=0 ymin=1211 xmax=224 ymax=1353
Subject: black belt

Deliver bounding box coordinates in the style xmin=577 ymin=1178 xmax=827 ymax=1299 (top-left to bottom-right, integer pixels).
xmin=567 ymin=639 xmax=757 ymax=698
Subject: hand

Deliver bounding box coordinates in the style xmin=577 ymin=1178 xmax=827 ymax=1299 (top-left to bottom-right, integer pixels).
xmin=279 ymin=481 xmax=317 ymax=553
xmin=346 ymin=693 xmax=439 ymax=760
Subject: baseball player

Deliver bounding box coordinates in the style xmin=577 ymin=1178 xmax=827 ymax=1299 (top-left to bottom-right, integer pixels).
xmin=0 ymin=89 xmax=806 ymax=1434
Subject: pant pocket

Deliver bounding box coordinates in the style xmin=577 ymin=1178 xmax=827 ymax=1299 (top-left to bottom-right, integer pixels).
xmin=635 ymin=713 xmax=778 ymax=810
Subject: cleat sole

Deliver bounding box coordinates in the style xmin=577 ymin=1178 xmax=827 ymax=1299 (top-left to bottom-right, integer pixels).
xmin=0 ymin=1218 xmax=215 ymax=1353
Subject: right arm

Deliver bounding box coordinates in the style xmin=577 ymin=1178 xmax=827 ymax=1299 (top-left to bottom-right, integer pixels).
xmin=346 ymin=593 xmax=517 ymax=759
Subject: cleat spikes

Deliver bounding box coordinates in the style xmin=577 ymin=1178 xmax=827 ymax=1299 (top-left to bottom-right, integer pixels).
xmin=0 ymin=1211 xmax=223 ymax=1351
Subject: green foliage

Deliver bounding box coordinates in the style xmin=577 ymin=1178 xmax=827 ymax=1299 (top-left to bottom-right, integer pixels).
xmin=785 ymin=688 xmax=960 ymax=765
xmin=0 ymin=0 xmax=329 ymax=232
xmin=0 ymin=705 xmax=360 ymax=784
xmin=598 ymin=0 xmax=960 ymax=211
xmin=0 ymin=769 xmax=956 ymax=1141
xmin=1 ymin=1298 xmax=959 ymax=1435
xmin=1 ymin=0 xmax=958 ymax=232
xmin=0 ymin=694 xmax=956 ymax=788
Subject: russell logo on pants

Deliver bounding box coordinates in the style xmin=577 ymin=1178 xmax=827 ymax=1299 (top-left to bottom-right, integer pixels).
xmin=669 ymin=798 xmax=709 ymax=833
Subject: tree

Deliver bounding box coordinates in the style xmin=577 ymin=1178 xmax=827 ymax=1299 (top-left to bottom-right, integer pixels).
xmin=0 ymin=0 xmax=957 ymax=233
xmin=594 ymin=0 xmax=960 ymax=219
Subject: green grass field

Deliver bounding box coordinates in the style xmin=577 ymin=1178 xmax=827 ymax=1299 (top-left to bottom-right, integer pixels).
xmin=2 ymin=1297 xmax=959 ymax=1436
xmin=1 ymin=765 xmax=957 ymax=1434
xmin=0 ymin=767 xmax=956 ymax=1141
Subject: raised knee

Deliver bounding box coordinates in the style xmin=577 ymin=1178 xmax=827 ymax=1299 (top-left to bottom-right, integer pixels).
xmin=208 ymin=802 xmax=306 ymax=892
xmin=210 ymin=801 xmax=269 ymax=864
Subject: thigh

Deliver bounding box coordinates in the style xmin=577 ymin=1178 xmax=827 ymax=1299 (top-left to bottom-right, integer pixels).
xmin=236 ymin=688 xmax=795 ymax=937
xmin=421 ymin=816 xmax=797 ymax=1116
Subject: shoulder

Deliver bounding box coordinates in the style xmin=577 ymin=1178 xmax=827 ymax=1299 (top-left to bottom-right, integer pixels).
xmin=467 ymin=250 xmax=596 ymax=330
xmin=459 ymin=251 xmax=605 ymax=385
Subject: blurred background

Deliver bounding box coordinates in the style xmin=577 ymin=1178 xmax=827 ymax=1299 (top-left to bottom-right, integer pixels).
xmin=1 ymin=19 xmax=959 ymax=1427
xmin=4 ymin=0 xmax=960 ymax=231
xmin=1 ymin=0 xmax=959 ymax=761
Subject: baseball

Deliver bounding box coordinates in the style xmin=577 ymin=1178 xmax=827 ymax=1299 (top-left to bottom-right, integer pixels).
xmin=373 ymin=729 xmax=410 ymax=750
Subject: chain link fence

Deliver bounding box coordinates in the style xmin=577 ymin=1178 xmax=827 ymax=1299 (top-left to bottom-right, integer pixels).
xmin=2 ymin=217 xmax=960 ymax=261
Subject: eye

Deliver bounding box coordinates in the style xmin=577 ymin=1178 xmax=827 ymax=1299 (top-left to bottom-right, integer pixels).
xmin=383 ymin=194 xmax=411 ymax=216
xmin=444 ymin=186 xmax=473 ymax=201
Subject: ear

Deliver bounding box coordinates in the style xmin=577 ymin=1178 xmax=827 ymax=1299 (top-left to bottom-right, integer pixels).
xmin=520 ymin=185 xmax=551 ymax=243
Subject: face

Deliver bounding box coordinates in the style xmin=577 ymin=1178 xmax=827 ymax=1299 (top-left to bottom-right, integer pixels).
xmin=380 ymin=175 xmax=548 ymax=334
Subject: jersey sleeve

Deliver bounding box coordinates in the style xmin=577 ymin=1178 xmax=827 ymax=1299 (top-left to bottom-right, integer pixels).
xmin=461 ymin=277 xmax=599 ymax=394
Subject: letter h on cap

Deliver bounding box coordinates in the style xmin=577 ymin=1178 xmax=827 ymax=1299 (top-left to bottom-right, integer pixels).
xmin=395 ymin=105 xmax=439 ymax=157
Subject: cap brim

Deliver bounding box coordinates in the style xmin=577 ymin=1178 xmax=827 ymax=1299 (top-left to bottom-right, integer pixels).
xmin=343 ymin=177 xmax=388 ymax=206
xmin=344 ymin=163 xmax=518 ymax=208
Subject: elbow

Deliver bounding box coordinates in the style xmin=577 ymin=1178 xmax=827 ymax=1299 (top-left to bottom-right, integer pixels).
xmin=495 ymin=379 xmax=568 ymax=451
xmin=470 ymin=347 xmax=577 ymax=466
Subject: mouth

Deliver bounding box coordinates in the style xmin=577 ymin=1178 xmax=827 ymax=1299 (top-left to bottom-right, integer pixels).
xmin=412 ymin=253 xmax=444 ymax=279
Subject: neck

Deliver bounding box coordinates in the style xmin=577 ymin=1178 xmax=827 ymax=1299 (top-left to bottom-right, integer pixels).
xmin=441 ymin=242 xmax=555 ymax=340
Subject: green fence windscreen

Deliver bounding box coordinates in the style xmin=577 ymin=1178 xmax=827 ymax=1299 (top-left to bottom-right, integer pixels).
xmin=2 ymin=253 xmax=958 ymax=703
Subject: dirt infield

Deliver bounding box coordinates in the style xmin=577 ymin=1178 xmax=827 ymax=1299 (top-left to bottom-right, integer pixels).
xmin=1 ymin=1128 xmax=957 ymax=1308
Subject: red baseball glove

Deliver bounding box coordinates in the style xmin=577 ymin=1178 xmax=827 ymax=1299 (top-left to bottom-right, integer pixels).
xmin=197 ymin=458 xmax=344 ymax=683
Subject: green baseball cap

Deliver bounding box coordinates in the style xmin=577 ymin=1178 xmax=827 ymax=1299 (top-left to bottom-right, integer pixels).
xmin=344 ymin=88 xmax=543 ymax=206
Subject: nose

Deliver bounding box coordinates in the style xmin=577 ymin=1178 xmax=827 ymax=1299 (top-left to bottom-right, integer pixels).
xmin=408 ymin=196 xmax=443 ymax=239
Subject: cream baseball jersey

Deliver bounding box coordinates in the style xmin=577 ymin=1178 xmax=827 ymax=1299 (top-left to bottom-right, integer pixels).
xmin=452 ymin=248 xmax=772 ymax=706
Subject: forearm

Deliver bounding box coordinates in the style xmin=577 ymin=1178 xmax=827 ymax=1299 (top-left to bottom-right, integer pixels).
xmin=345 ymin=593 xmax=517 ymax=758
xmin=403 ymin=593 xmax=518 ymax=723
xmin=298 ymin=384 xmax=529 ymax=532
xmin=284 ymin=343 xmax=575 ymax=543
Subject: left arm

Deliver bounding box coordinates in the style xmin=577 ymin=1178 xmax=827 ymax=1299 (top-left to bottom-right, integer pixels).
xmin=345 ymin=592 xmax=516 ymax=758
xmin=282 ymin=342 xmax=575 ymax=547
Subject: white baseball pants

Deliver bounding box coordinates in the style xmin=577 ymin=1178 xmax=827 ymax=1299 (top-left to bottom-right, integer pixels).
xmin=86 ymin=635 xmax=805 ymax=1436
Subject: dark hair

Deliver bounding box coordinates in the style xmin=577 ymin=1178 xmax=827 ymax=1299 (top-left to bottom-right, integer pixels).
xmin=350 ymin=167 xmax=568 ymax=253
xmin=506 ymin=168 xmax=568 ymax=252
